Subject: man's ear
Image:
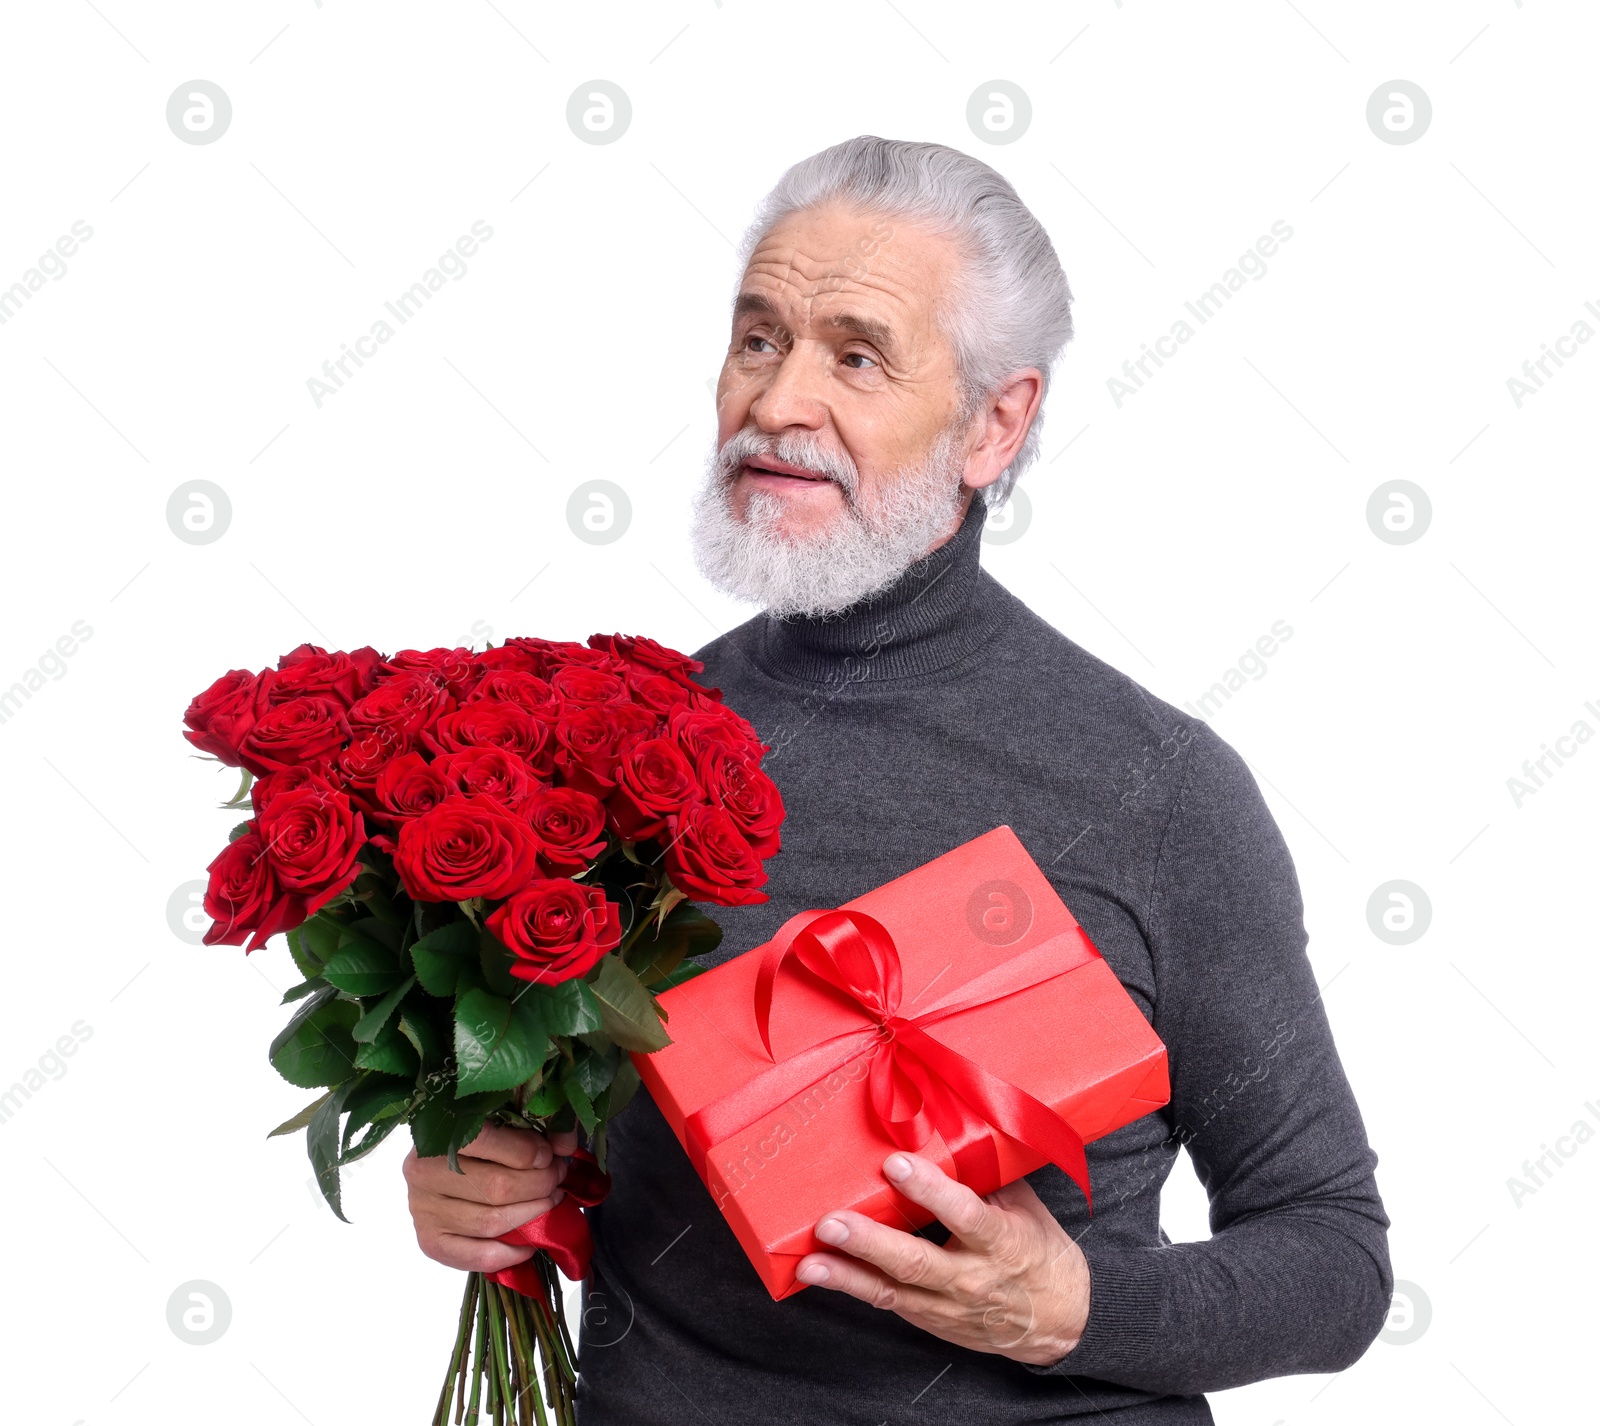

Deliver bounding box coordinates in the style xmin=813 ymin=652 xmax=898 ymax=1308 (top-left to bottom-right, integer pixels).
xmin=960 ymin=369 xmax=1044 ymax=492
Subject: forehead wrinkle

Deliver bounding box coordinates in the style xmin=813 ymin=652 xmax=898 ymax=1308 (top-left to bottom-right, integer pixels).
xmin=737 ymin=261 xmax=926 ymax=345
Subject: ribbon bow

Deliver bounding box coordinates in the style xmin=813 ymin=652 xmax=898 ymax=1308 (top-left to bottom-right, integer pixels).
xmin=490 ymin=1146 xmax=610 ymax=1294
xmin=686 ymin=908 xmax=1093 ymax=1209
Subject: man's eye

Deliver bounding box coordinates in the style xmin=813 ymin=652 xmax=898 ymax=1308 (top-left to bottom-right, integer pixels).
xmin=841 ymin=352 xmax=878 ymax=370
xmin=746 ymin=335 xmax=778 ymax=354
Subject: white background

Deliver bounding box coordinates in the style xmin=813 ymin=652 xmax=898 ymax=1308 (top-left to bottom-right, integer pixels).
xmin=1 ymin=2 xmax=1596 ymax=1423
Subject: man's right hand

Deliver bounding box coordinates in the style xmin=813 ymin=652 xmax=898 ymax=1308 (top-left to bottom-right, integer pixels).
xmin=403 ymin=1123 xmax=580 ymax=1272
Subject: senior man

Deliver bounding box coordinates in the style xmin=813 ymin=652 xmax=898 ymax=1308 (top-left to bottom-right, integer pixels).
xmin=405 ymin=137 xmax=1392 ymax=1424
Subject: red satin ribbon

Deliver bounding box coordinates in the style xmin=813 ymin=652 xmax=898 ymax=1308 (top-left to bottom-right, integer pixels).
xmin=684 ymin=908 xmax=1097 ymax=1211
xmin=490 ymin=1146 xmax=611 ymax=1295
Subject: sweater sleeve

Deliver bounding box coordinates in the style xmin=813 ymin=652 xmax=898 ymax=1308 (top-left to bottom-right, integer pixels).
xmin=1048 ymin=725 xmax=1392 ymax=1394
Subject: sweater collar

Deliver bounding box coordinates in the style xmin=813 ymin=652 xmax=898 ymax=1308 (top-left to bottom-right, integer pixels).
xmin=752 ymin=497 xmax=996 ymax=686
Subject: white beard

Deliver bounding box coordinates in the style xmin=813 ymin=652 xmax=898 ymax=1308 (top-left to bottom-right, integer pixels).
xmin=690 ymin=425 xmax=968 ymax=619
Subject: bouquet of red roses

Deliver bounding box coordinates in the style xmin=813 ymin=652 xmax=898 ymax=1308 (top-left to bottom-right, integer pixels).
xmin=182 ymin=634 xmax=783 ymax=1426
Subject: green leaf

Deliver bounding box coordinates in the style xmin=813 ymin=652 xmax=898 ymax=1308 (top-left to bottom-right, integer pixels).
xmin=269 ymin=988 xmax=361 ymax=1089
xmin=661 ymin=901 xmax=722 ymax=952
xmin=228 ymin=820 xmax=252 ymax=843
xmin=286 ymin=913 xmax=344 ymax=980
xmin=409 ymin=1090 xmax=455 ymax=1158
xmin=525 ymin=1078 xmax=564 ymax=1118
xmin=601 ymin=1055 xmax=642 ymax=1121
xmin=447 ymin=1094 xmax=506 ymax=1170
xmin=352 ymin=975 xmax=416 ymax=1043
xmin=454 ymin=987 xmax=555 ymax=1096
xmin=322 ymin=931 xmax=405 ymax=996
xmin=626 ymin=901 xmax=721 ymax=984
xmin=522 ymin=977 xmax=602 ymax=1039
xmin=570 ymin=1043 xmax=619 ymax=1099
xmin=307 ymin=1076 xmax=364 ymax=1221
xmin=341 ymin=1114 xmax=402 ymax=1167
xmin=267 ymin=1089 xmax=333 ymax=1138
xmin=589 ymin=956 xmax=671 ymax=1053
xmin=354 ymin=1018 xmax=421 ymax=1077
xmin=354 ymin=872 xmax=405 ymax=929
xmin=399 ymin=1002 xmax=449 ymax=1070
xmin=410 ymin=1088 xmax=508 ymax=1162
xmin=478 ymin=924 xmax=521 ymax=996
xmin=347 ymin=912 xmax=400 ymax=952
xmin=280 ymin=977 xmax=327 ymax=1005
xmin=651 ymin=960 xmax=708 ymax=993
xmin=410 ymin=919 xmax=479 ymax=996
xmin=561 ymin=1066 xmax=599 ymax=1134
xmin=339 ymin=1075 xmax=412 ymax=1163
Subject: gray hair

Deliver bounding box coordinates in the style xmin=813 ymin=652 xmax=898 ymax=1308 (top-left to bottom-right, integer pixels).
xmin=738 ymin=135 xmax=1074 ymax=505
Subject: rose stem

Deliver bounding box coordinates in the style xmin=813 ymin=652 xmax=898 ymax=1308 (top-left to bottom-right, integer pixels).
xmin=456 ymin=1291 xmax=475 ymax=1426
xmin=541 ymin=1255 xmax=579 ymax=1385
xmin=506 ymin=1308 xmax=529 ymax=1426
xmin=524 ymin=1287 xmax=565 ymax=1422
xmin=503 ymin=1287 xmax=546 ymax=1426
xmin=497 ymin=1286 xmax=536 ymax=1426
xmin=488 ymin=1276 xmax=517 ymax=1421
xmin=466 ymin=1275 xmax=488 ymax=1424
xmin=436 ymin=1275 xmax=478 ymax=1426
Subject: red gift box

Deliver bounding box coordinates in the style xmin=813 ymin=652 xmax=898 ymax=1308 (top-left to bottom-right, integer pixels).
xmin=633 ymin=826 xmax=1170 ymax=1300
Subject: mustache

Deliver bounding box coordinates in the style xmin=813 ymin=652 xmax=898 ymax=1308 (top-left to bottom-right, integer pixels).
xmin=713 ymin=427 xmax=860 ymax=499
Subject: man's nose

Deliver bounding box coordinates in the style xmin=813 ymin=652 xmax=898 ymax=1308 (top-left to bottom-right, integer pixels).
xmin=747 ymin=341 xmax=831 ymax=434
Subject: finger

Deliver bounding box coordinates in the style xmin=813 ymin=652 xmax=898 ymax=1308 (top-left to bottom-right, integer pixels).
xmin=985 ymin=1176 xmax=1054 ymax=1220
xmin=454 ymin=1122 xmax=556 ymax=1171
xmin=405 ymin=1148 xmax=564 ymax=1208
xmin=419 ymin=1193 xmax=568 ymax=1242
xmin=882 ymin=1153 xmax=1007 ymax=1253
xmin=795 ymin=1251 xmax=944 ymax=1315
xmin=811 ymin=1210 xmax=955 ymax=1291
xmin=428 ymin=1231 xmax=539 ymax=1274
xmin=549 ymin=1129 xmax=580 ymax=1157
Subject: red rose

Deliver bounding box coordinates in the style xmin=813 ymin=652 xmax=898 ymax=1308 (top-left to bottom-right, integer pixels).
xmin=266 ymin=646 xmax=382 ymax=708
xmin=393 ymin=795 xmax=543 ymax=902
xmin=499 ymin=640 xmax=604 ymax=681
xmin=537 ymin=642 xmax=625 ymax=674
xmin=669 ymin=705 xmax=766 ymax=763
xmin=663 ymin=803 xmax=768 ymax=906
xmin=183 ymin=668 xmax=270 ymax=765
xmin=486 ymin=879 xmax=622 ymax=984
xmin=334 ymin=726 xmax=409 ymax=813
xmin=251 ymin=765 xmax=343 ymax=819
xmin=524 ymin=786 xmax=609 ymax=873
xmin=466 ymin=670 xmax=559 ymax=720
xmin=472 ymin=644 xmax=546 ymax=678
xmin=279 ymin=643 xmax=381 ymax=678
xmin=587 ymin=632 xmax=707 ymax=691
xmin=237 ymin=696 xmax=350 ymax=776
xmin=257 ymin=786 xmax=365 ymax=914
xmin=436 ymin=746 xmax=543 ymax=818
xmin=695 ymin=746 xmax=784 ymax=859
xmin=550 ymin=665 xmax=630 ymax=708
xmin=348 ymin=674 xmax=454 ymax=749
xmin=629 ymin=672 xmax=694 ymax=719
xmin=368 ymin=752 xmax=455 ymax=850
xmin=423 ymin=701 xmax=552 ymax=774
xmin=377 ymin=647 xmax=482 ymax=700
xmin=552 ymin=703 xmax=656 ymax=797
xmin=202 ymin=830 xmax=302 ymax=951
xmin=607 ymin=737 xmax=701 ymax=842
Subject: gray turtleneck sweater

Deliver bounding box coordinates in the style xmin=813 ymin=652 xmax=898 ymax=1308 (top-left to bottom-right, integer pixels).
xmin=579 ymin=500 xmax=1391 ymax=1424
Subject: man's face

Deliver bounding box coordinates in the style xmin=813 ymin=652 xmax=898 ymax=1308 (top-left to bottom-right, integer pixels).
xmin=714 ymin=204 xmax=970 ymax=538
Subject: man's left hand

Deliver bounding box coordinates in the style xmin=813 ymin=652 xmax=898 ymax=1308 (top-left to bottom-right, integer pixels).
xmin=795 ymin=1152 xmax=1090 ymax=1366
